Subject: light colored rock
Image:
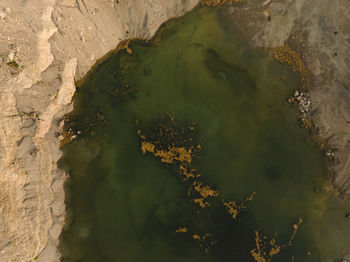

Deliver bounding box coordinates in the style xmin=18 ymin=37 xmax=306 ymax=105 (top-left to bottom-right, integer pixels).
xmin=0 ymin=10 xmax=6 ymax=19
xmin=7 ymin=51 xmax=14 ymax=61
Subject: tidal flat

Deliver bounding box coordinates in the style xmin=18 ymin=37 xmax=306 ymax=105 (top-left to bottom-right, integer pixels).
xmin=59 ymin=6 xmax=350 ymax=262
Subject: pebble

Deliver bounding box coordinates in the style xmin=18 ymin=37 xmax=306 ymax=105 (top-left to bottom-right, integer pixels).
xmin=0 ymin=11 xmax=6 ymax=19
xmin=294 ymin=90 xmax=300 ymax=97
xmin=8 ymin=51 xmax=15 ymax=61
xmin=342 ymin=253 xmax=350 ymax=262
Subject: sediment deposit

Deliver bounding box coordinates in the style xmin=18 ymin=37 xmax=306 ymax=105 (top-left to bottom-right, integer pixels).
xmin=0 ymin=0 xmax=349 ymax=261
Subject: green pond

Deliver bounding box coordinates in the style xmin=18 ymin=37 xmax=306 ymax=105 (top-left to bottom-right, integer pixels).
xmin=59 ymin=6 xmax=350 ymax=262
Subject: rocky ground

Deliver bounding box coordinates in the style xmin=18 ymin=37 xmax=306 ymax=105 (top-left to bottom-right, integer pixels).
xmin=0 ymin=0 xmax=349 ymax=261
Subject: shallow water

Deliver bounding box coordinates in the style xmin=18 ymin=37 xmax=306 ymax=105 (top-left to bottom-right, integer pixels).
xmin=59 ymin=7 xmax=350 ymax=262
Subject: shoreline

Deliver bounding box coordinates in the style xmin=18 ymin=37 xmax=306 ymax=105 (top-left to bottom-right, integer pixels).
xmin=223 ymin=0 xmax=350 ymax=197
xmin=0 ymin=1 xmax=201 ymax=261
xmin=0 ymin=0 xmax=349 ymax=261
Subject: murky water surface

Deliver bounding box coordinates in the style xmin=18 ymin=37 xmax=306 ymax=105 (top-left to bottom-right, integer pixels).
xmin=59 ymin=7 xmax=350 ymax=262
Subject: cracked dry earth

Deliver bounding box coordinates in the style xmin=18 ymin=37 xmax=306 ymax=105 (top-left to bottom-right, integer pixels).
xmin=0 ymin=0 xmax=349 ymax=261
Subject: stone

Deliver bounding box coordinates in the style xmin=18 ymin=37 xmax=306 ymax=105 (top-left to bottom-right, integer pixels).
xmin=0 ymin=10 xmax=6 ymax=19
xmin=8 ymin=51 xmax=15 ymax=61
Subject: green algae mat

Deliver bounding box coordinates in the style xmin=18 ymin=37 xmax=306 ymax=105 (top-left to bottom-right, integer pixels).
xmin=59 ymin=7 xmax=350 ymax=262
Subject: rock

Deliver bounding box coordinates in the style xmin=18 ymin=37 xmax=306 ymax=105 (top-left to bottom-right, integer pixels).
xmin=8 ymin=51 xmax=15 ymax=61
xmin=0 ymin=10 xmax=6 ymax=19
xmin=293 ymin=90 xmax=300 ymax=97
xmin=4 ymin=7 xmax=11 ymax=13
xmin=342 ymin=253 xmax=350 ymax=262
xmin=296 ymin=96 xmax=302 ymax=102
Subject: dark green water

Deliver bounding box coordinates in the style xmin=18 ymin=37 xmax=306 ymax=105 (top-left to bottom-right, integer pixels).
xmin=59 ymin=7 xmax=350 ymax=262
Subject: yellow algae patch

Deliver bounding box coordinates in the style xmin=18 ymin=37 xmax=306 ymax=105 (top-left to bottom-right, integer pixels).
xmin=174 ymin=226 xmax=214 ymax=253
xmin=250 ymin=218 xmax=303 ymax=262
xmin=288 ymin=217 xmax=303 ymax=246
xmin=223 ymin=200 xmax=239 ymax=219
xmin=193 ymin=198 xmax=209 ymax=208
xmin=140 ymin=141 xmax=192 ymax=164
xmin=191 ymin=181 xmax=219 ymax=208
xmin=138 ymin=128 xmax=193 ymax=164
xmin=251 ymin=231 xmax=267 ymax=262
xmin=191 ymin=233 xmax=214 ymax=253
xmin=176 ymin=227 xmax=188 ymax=233
xmin=179 ymin=165 xmax=198 ymax=181
xmin=269 ymin=245 xmax=281 ymax=257
xmin=246 ymin=192 xmax=256 ymax=201
xmin=250 ymin=230 xmax=280 ymax=262
xmin=193 ymin=181 xmax=219 ymax=198
xmin=140 ymin=141 xmax=155 ymax=154
xmin=223 ymin=192 xmax=256 ymax=220
xmin=201 ymin=0 xmax=244 ymax=7
xmin=116 ymin=38 xmax=143 ymax=55
xmin=272 ymin=44 xmax=310 ymax=90
xmin=192 ymin=234 xmax=201 ymax=240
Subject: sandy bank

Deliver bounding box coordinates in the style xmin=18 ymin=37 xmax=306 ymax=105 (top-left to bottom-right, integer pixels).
xmin=0 ymin=0 xmax=199 ymax=261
